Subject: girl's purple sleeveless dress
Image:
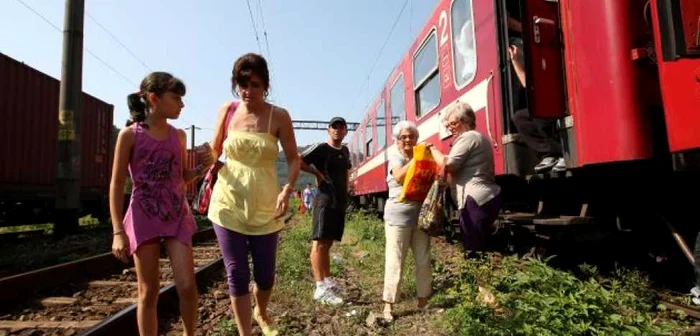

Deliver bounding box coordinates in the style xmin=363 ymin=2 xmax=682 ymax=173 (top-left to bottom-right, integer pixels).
xmin=123 ymin=123 xmax=196 ymax=255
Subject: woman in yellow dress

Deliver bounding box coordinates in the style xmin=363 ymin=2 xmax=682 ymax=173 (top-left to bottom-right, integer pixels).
xmin=207 ymin=53 xmax=300 ymax=336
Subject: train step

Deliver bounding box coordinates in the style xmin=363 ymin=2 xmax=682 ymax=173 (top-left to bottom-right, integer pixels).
xmin=500 ymin=212 xmax=593 ymax=226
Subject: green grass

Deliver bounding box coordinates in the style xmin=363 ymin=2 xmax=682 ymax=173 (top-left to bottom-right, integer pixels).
xmin=438 ymin=255 xmax=692 ymax=336
xmin=212 ymin=210 xmax=695 ymax=335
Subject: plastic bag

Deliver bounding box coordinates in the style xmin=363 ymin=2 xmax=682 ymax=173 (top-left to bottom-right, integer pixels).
xmin=398 ymin=144 xmax=437 ymax=203
xmin=418 ymin=179 xmax=446 ymax=237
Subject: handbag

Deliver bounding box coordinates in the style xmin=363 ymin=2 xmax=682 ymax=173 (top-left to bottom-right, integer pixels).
xmin=417 ymin=178 xmax=447 ymax=237
xmin=191 ymin=101 xmax=239 ymax=214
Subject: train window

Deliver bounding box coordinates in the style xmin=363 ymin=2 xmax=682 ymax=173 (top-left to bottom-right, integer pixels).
xmin=349 ymin=141 xmax=356 ymax=167
xmin=365 ymin=119 xmax=373 ymax=158
xmin=451 ymin=0 xmax=477 ymax=87
xmin=376 ymin=100 xmax=386 ymax=150
xmin=356 ymin=135 xmax=364 ymax=162
xmin=413 ymin=31 xmax=440 ymax=118
xmin=389 ymin=74 xmax=405 ymax=127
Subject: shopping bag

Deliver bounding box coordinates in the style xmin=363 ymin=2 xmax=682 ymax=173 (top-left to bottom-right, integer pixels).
xmin=418 ymin=179 xmax=446 ymax=237
xmin=398 ymin=144 xmax=437 ymax=203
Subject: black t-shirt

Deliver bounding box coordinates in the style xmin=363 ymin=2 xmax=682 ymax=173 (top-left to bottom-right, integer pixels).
xmin=300 ymin=143 xmax=351 ymax=209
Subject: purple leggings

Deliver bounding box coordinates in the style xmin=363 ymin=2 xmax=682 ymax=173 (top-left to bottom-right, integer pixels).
xmin=458 ymin=195 xmax=502 ymax=252
xmin=213 ymin=224 xmax=279 ymax=296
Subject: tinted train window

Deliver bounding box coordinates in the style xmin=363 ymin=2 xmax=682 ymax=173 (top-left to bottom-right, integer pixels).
xmin=350 ymin=141 xmax=357 ymax=167
xmin=451 ymin=0 xmax=477 ymax=86
xmin=376 ymin=100 xmax=386 ymax=150
xmin=390 ymin=75 xmax=405 ymax=128
xmin=365 ymin=120 xmax=373 ymax=158
xmin=413 ymin=31 xmax=440 ymax=118
xmin=356 ymin=136 xmax=364 ymax=162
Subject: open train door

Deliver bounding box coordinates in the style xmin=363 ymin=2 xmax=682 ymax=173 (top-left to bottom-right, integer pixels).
xmin=649 ymin=0 xmax=700 ymax=169
xmin=520 ymin=0 xmax=567 ymax=119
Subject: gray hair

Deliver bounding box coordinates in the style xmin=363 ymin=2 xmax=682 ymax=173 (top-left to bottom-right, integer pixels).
xmin=443 ymin=100 xmax=476 ymax=129
xmin=392 ymin=120 xmax=419 ymax=140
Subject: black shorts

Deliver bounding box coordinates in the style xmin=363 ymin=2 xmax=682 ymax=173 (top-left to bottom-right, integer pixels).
xmin=312 ymin=202 xmax=346 ymax=242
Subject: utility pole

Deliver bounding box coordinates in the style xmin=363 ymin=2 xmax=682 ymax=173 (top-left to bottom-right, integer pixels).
xmin=189 ymin=125 xmax=201 ymax=149
xmin=56 ymin=0 xmax=85 ymax=235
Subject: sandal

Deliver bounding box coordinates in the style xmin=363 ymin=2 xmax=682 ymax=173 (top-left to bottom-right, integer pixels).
xmin=253 ymin=306 xmax=279 ymax=336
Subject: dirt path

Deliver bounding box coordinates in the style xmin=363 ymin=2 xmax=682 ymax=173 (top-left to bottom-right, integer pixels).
xmin=163 ymin=213 xmax=461 ymax=335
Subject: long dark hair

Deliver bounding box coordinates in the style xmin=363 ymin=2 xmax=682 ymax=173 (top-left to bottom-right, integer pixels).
xmin=126 ymin=72 xmax=186 ymax=127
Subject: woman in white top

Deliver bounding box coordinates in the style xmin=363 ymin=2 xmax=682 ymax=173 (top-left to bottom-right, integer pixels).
xmin=429 ymin=101 xmax=501 ymax=256
xmin=381 ymin=120 xmax=432 ymax=321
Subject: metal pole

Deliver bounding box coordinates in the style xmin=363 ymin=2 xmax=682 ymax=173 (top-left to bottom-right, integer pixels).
xmin=190 ymin=125 xmax=195 ymax=150
xmin=56 ymin=0 xmax=85 ymax=235
xmin=189 ymin=125 xmax=201 ymax=150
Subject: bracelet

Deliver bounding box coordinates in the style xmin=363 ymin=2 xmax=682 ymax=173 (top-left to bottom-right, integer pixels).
xmin=113 ymin=230 xmax=125 ymax=236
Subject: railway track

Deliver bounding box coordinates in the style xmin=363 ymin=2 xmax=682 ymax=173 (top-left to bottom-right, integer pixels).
xmin=0 ymin=214 xmax=295 ymax=335
xmin=0 ymin=227 xmax=222 ymax=335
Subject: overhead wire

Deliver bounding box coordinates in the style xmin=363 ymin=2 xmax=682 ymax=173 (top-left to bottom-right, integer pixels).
xmin=13 ymin=0 xmax=207 ymax=128
xmin=349 ymin=0 xmax=411 ymax=113
xmin=244 ymin=0 xmax=264 ymax=55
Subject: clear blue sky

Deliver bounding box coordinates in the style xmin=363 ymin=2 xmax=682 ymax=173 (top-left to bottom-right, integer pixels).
xmin=1 ymin=0 xmax=435 ymax=148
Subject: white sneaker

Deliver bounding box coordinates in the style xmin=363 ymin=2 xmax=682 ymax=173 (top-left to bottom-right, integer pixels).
xmin=534 ymin=157 xmax=558 ymax=172
xmin=690 ymin=286 xmax=700 ymax=298
xmin=552 ymin=157 xmax=566 ymax=172
xmin=314 ymin=286 xmax=344 ymax=306
xmin=324 ymin=278 xmax=338 ymax=291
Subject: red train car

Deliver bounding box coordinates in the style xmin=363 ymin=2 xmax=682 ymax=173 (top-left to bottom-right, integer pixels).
xmin=349 ymin=0 xmax=700 ymax=247
xmin=184 ymin=149 xmax=199 ymax=201
xmin=0 ymin=53 xmax=114 ymax=225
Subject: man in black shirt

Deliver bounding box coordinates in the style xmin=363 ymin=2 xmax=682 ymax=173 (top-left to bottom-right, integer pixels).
xmin=300 ymin=116 xmax=351 ymax=305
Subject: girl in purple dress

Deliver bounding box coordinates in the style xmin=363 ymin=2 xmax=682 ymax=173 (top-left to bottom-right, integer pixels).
xmin=109 ymin=72 xmax=213 ymax=336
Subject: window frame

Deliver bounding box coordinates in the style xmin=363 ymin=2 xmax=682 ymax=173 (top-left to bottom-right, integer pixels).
xmin=412 ymin=29 xmax=442 ymax=120
xmin=364 ymin=118 xmax=374 ymax=160
xmin=376 ymin=99 xmax=387 ymax=150
xmin=389 ymin=73 xmax=405 ymax=129
xmin=450 ymin=0 xmax=479 ymax=90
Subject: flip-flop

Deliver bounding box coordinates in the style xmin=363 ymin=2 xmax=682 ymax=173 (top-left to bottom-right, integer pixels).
xmin=253 ymin=306 xmax=279 ymax=336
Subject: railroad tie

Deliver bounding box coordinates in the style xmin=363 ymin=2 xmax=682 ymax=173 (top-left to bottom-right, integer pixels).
xmin=0 ymin=320 xmax=100 ymax=332
xmin=39 ymin=297 xmax=77 ymax=306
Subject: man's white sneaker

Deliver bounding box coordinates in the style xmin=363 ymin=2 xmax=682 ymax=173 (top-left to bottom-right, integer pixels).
xmin=314 ymin=287 xmax=344 ymax=306
xmin=324 ymin=278 xmax=338 ymax=291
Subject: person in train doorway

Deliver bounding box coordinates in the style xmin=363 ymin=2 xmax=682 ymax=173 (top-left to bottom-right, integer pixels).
xmin=299 ymin=116 xmax=352 ymax=305
xmin=509 ymin=37 xmax=566 ymax=173
xmin=303 ymin=183 xmax=315 ymax=214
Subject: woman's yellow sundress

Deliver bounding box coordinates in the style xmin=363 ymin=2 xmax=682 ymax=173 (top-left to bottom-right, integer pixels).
xmin=208 ymin=105 xmax=283 ymax=235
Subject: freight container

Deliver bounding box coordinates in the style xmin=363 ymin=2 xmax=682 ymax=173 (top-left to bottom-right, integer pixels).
xmin=0 ymin=53 xmax=114 ymax=225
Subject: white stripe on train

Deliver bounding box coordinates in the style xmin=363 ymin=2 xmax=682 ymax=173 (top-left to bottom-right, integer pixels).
xmin=355 ymin=77 xmax=490 ymax=179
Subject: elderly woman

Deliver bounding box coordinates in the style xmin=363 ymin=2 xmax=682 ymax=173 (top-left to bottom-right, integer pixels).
xmin=382 ymin=120 xmax=432 ymax=321
xmin=429 ymin=101 xmax=502 ymax=256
